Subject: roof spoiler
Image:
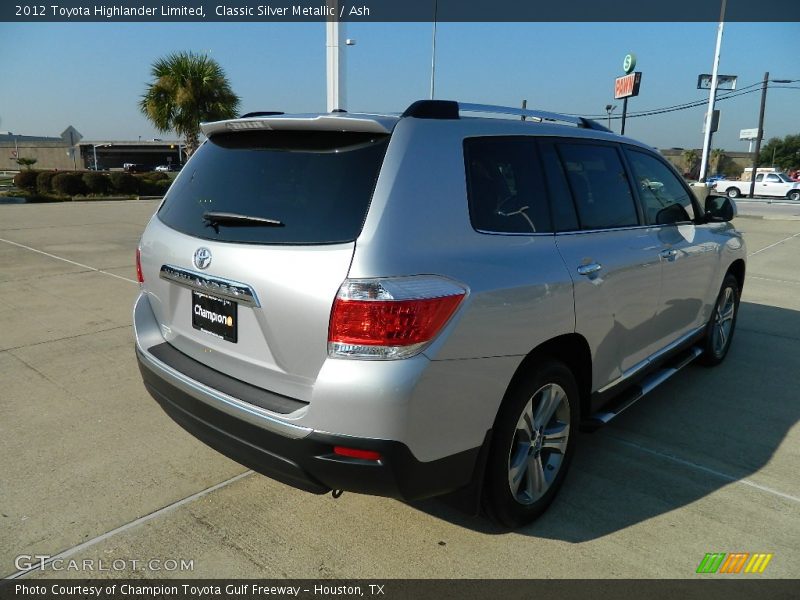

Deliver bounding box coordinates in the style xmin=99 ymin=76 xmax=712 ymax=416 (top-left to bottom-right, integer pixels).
xmin=202 ymin=114 xmax=393 ymax=137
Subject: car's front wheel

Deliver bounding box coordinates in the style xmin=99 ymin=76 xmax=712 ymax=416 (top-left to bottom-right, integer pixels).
xmin=726 ymin=187 xmax=741 ymax=199
xmin=700 ymin=273 xmax=740 ymax=366
xmin=484 ymin=361 xmax=578 ymax=528
xmin=787 ymin=190 xmax=800 ymax=202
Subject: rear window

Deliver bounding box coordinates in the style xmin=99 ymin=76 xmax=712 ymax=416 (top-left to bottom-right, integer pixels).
xmin=158 ymin=130 xmax=389 ymax=244
xmin=464 ymin=137 xmax=552 ymax=234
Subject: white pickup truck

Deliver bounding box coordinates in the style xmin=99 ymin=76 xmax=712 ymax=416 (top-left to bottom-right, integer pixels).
xmin=712 ymin=172 xmax=800 ymax=201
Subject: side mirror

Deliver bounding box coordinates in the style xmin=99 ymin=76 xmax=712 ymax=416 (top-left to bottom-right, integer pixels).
xmin=656 ymin=203 xmax=691 ymax=225
xmin=704 ymin=195 xmax=736 ymax=223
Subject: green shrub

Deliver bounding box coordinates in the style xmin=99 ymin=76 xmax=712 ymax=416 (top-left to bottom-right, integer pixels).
xmin=109 ymin=172 xmax=139 ymax=194
xmin=140 ymin=171 xmax=169 ymax=182
xmin=137 ymin=178 xmax=171 ymax=196
xmin=723 ymin=163 xmax=742 ymax=179
xmin=52 ymin=172 xmax=87 ymax=196
xmin=82 ymin=172 xmax=111 ymax=195
xmin=36 ymin=171 xmax=57 ymax=195
xmin=14 ymin=170 xmax=39 ymax=191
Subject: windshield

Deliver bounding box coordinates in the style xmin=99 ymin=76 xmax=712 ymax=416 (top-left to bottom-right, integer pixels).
xmin=158 ymin=130 xmax=389 ymax=245
xmin=778 ymin=174 xmax=793 ymax=183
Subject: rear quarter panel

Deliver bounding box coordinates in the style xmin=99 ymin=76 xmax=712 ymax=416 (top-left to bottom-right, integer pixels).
xmin=350 ymin=118 xmax=577 ymax=362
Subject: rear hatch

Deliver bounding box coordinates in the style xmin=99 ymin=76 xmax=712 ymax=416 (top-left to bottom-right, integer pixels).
xmin=139 ymin=116 xmax=393 ymax=402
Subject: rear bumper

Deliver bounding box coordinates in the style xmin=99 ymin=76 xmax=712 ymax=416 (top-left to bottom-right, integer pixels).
xmin=136 ymin=343 xmax=485 ymax=502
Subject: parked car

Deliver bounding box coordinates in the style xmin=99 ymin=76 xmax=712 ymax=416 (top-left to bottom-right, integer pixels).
xmin=713 ymin=172 xmax=800 ymax=201
xmin=124 ymin=163 xmax=150 ymax=173
xmin=155 ymin=164 xmax=182 ymax=173
xmin=134 ymin=100 xmax=746 ymax=527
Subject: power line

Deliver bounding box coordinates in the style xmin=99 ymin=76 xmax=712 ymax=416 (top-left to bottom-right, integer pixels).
xmin=581 ymin=86 xmax=765 ymax=121
xmin=566 ymin=79 xmax=771 ymax=120
xmin=621 ymin=84 xmax=799 ymax=121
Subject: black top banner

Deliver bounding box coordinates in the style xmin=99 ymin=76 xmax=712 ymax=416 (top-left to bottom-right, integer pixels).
xmin=2 ymin=0 xmax=799 ymax=22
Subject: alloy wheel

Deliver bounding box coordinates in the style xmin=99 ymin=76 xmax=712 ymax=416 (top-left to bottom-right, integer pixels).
xmin=712 ymin=286 xmax=736 ymax=355
xmin=507 ymin=383 xmax=571 ymax=505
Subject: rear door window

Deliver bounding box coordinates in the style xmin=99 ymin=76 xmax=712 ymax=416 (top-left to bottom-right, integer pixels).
xmin=158 ymin=131 xmax=389 ymax=245
xmin=556 ymin=143 xmax=639 ymax=230
xmin=464 ymin=137 xmax=552 ymax=234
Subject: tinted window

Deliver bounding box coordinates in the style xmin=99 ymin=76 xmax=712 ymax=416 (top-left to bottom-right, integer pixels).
xmin=464 ymin=137 xmax=552 ymax=234
xmin=626 ymin=149 xmax=696 ymax=225
xmin=556 ymin=143 xmax=638 ymax=230
xmin=158 ymin=131 xmax=389 ymax=244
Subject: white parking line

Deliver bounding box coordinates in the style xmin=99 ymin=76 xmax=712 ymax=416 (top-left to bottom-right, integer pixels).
xmin=747 ymin=231 xmax=800 ymax=257
xmin=737 ymin=200 xmax=800 ymax=207
xmin=7 ymin=470 xmax=254 ymax=579
xmin=750 ymin=275 xmax=800 ymax=286
xmin=0 ymin=237 xmax=138 ymax=284
xmin=607 ymin=435 xmax=800 ymax=504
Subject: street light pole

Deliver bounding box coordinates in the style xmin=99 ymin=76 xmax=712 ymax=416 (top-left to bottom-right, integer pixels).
xmin=605 ymin=104 xmax=617 ymax=131
xmin=92 ymin=143 xmax=110 ymax=170
xmin=430 ymin=0 xmax=438 ymax=99
xmin=748 ymin=72 xmax=769 ymax=198
xmin=325 ymin=0 xmax=346 ymax=112
xmin=699 ymin=0 xmax=727 ymax=182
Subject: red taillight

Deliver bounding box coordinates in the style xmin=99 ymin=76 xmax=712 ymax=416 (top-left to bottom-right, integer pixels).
xmin=328 ymin=276 xmax=467 ymax=359
xmin=330 ymin=296 xmax=463 ymax=346
xmin=135 ymin=247 xmax=144 ymax=283
xmin=333 ymin=446 xmax=382 ymax=461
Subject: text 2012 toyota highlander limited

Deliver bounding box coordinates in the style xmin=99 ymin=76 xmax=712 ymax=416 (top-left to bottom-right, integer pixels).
xmin=134 ymin=101 xmax=745 ymax=527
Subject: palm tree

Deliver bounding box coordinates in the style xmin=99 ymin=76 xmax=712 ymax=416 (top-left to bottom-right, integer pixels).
xmin=139 ymin=52 xmax=240 ymax=157
xmin=711 ymin=148 xmax=726 ymax=175
xmin=682 ymin=149 xmax=699 ymax=178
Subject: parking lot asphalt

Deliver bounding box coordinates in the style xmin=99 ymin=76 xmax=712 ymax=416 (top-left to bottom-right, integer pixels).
xmin=1 ymin=200 xmax=798 ymax=579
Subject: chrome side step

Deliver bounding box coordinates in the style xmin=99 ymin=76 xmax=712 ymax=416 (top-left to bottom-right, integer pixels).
xmin=584 ymin=346 xmax=703 ymax=428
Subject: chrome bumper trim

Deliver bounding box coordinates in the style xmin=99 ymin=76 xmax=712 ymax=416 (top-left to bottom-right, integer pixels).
xmin=160 ymin=264 xmax=261 ymax=308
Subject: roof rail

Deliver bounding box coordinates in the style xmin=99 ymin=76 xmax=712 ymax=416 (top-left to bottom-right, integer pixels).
xmin=401 ymin=100 xmax=611 ymax=132
xmin=240 ymin=111 xmax=285 ymax=118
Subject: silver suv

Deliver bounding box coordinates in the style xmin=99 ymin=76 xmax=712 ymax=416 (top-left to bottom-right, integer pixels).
xmin=134 ymin=100 xmax=745 ymax=527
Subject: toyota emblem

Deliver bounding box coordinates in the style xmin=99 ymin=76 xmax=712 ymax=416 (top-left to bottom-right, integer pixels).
xmin=193 ymin=247 xmax=212 ymax=270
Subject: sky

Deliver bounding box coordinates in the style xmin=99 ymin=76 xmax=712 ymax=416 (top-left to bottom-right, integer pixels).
xmin=0 ymin=21 xmax=797 ymax=151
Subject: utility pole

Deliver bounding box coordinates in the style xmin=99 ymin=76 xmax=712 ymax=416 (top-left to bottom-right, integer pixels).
xmin=699 ymin=0 xmax=727 ymax=182
xmin=748 ymin=71 xmax=769 ymax=198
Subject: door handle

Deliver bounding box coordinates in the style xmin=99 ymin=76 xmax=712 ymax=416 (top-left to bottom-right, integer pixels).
xmin=577 ymin=263 xmax=603 ymax=276
xmin=660 ymin=249 xmax=678 ymax=261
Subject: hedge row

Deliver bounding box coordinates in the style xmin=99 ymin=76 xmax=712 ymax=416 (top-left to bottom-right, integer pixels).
xmin=12 ymin=170 xmax=171 ymax=197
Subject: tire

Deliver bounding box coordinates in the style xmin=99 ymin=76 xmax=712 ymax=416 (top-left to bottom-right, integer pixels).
xmin=699 ymin=273 xmax=740 ymax=366
xmin=787 ymin=190 xmax=800 ymax=202
xmin=726 ymin=187 xmax=740 ymax=199
xmin=484 ymin=360 xmax=579 ymax=528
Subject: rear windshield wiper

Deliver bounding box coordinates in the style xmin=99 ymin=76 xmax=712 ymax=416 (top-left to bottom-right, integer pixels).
xmin=202 ymin=211 xmax=285 ymax=227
